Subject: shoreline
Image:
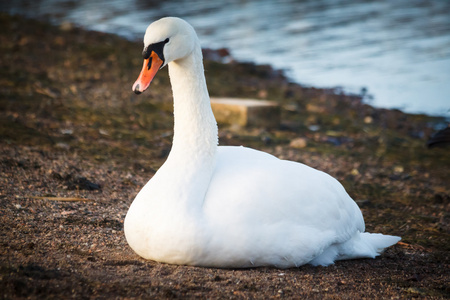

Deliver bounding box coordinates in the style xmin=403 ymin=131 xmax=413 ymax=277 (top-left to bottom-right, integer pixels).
xmin=4 ymin=3 xmax=449 ymax=118
xmin=5 ymin=12 xmax=450 ymax=120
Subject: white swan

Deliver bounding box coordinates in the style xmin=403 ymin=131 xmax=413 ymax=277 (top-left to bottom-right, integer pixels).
xmin=124 ymin=17 xmax=400 ymax=268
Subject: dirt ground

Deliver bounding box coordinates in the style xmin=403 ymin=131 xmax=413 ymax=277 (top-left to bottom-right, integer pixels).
xmin=1 ymin=13 xmax=449 ymax=299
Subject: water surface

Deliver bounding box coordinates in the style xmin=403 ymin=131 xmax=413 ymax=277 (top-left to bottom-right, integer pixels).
xmin=2 ymin=0 xmax=449 ymax=117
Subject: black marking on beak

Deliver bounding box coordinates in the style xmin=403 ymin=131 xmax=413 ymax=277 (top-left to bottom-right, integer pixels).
xmin=147 ymin=56 xmax=153 ymax=70
xmin=134 ymin=84 xmax=141 ymax=94
xmin=142 ymin=38 xmax=170 ymax=66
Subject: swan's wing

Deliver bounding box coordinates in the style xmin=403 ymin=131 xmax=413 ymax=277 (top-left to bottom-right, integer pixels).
xmin=202 ymin=146 xmax=365 ymax=266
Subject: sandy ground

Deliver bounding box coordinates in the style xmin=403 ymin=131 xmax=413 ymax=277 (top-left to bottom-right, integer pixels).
xmin=1 ymin=13 xmax=449 ymax=299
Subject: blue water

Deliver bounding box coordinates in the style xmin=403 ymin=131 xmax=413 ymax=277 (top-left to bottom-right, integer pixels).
xmin=2 ymin=0 xmax=449 ymax=117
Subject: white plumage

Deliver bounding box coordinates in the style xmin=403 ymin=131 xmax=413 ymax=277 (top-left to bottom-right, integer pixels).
xmin=124 ymin=17 xmax=400 ymax=268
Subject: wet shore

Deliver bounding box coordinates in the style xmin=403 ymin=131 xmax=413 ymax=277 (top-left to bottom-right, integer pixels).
xmin=1 ymin=14 xmax=449 ymax=299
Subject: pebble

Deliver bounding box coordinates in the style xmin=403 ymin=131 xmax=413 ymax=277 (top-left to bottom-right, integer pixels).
xmin=289 ymin=137 xmax=308 ymax=149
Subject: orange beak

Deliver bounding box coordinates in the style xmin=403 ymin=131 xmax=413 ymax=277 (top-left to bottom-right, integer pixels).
xmin=132 ymin=51 xmax=164 ymax=94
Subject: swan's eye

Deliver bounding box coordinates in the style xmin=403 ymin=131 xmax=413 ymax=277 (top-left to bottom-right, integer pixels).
xmin=164 ymin=38 xmax=169 ymax=43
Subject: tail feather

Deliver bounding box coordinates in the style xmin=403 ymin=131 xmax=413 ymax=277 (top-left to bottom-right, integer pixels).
xmin=339 ymin=232 xmax=401 ymax=261
xmin=310 ymin=232 xmax=401 ymax=266
xmin=360 ymin=232 xmax=401 ymax=254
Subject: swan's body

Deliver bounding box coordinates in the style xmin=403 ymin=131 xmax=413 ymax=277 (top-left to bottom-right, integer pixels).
xmin=124 ymin=17 xmax=400 ymax=268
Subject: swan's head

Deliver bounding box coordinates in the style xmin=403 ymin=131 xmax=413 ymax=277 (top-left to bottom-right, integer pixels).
xmin=132 ymin=17 xmax=197 ymax=94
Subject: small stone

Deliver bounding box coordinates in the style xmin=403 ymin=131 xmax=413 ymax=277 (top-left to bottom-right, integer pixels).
xmin=99 ymin=129 xmax=109 ymax=136
xmin=364 ymin=116 xmax=373 ymax=124
xmin=55 ymin=142 xmax=70 ymax=150
xmin=306 ymin=103 xmax=325 ymax=113
xmin=394 ymin=165 xmax=404 ymax=173
xmin=308 ymin=125 xmax=320 ymax=132
xmin=60 ymin=129 xmax=73 ymax=135
xmin=289 ymin=137 xmax=308 ymax=149
xmin=60 ymin=21 xmax=74 ymax=31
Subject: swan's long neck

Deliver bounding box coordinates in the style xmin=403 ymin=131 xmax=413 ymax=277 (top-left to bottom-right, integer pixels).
xmin=157 ymin=42 xmax=217 ymax=209
xmin=168 ymin=43 xmax=218 ymax=161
